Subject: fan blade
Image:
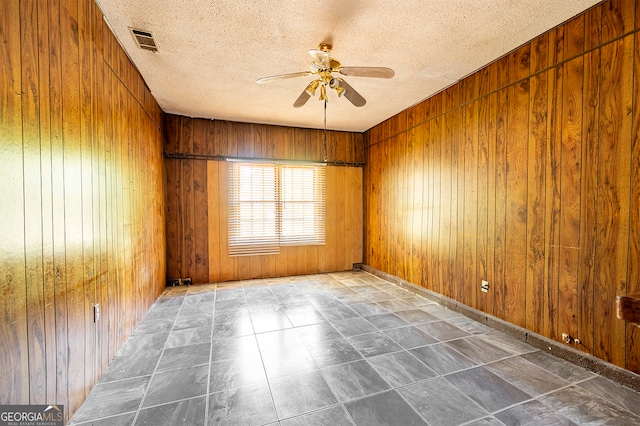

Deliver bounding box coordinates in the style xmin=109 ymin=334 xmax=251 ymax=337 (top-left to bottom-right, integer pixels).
xmin=338 ymin=79 xmax=366 ymax=107
xmin=308 ymin=49 xmax=331 ymax=69
xmin=256 ymin=71 xmax=311 ymax=84
xmin=293 ymin=89 xmax=312 ymax=108
xmin=338 ymin=67 xmax=395 ymax=78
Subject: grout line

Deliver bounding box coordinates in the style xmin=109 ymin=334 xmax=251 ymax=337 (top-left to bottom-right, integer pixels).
xmin=202 ymin=288 xmax=216 ymax=426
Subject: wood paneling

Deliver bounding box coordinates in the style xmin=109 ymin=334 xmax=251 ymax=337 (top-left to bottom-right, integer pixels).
xmin=364 ymin=0 xmax=640 ymax=373
xmin=165 ymin=115 xmax=364 ymax=282
xmin=0 ymin=0 xmax=166 ymax=421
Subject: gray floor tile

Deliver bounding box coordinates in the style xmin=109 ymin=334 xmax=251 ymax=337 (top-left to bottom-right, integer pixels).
xmin=279 ymin=405 xmax=353 ymax=426
xmin=336 ymin=293 xmax=371 ymax=304
xmin=521 ymin=350 xmax=596 ymax=383
xmin=484 ymin=355 xmax=570 ymax=396
xmin=173 ymin=315 xmax=212 ymax=330
xmin=328 ymin=287 xmax=359 ymax=297
xmin=249 ymin=308 xmax=294 ymax=333
xmin=73 ymin=412 xmax=136 ymax=426
xmin=578 ymin=375 xmax=640 ymax=418
xmin=132 ymin=318 xmax=175 ymax=335
xmin=365 ymin=312 xmax=409 ymax=330
xmin=211 ymin=334 xmax=261 ymax=362
xmin=351 ymin=284 xmax=380 ymax=294
xmin=539 ymin=385 xmax=640 ymax=425
xmin=177 ymin=302 xmax=214 ymax=318
xmin=262 ymin=346 xmax=318 ymax=379
xmin=476 ymin=330 xmax=538 ymax=355
xmin=348 ymin=331 xmax=404 ymax=357
xmin=246 ymin=295 xmax=280 ymax=307
xmin=306 ymin=337 xmax=363 ymax=367
xmin=383 ymin=325 xmax=438 ymax=349
xmin=142 ymin=364 xmax=208 ymax=407
xmin=420 ymin=304 xmax=463 ymax=320
xmin=367 ymin=351 xmax=436 ymax=387
xmin=283 ymin=306 xmax=324 ymax=327
xmin=364 ymin=291 xmax=396 ymax=302
xmin=244 ymin=287 xmax=274 ymax=299
xmin=464 ymin=417 xmax=505 ymax=426
xmin=215 ymin=298 xmax=248 ymax=312
xmin=331 ymin=316 xmax=378 ymax=337
xmin=257 ymin=330 xmax=318 ymax=378
xmin=71 ymin=376 xmax=150 ymax=423
xmin=398 ymin=377 xmax=489 ymax=426
xmin=99 ymin=350 xmax=161 ymax=382
xmin=134 ymin=396 xmax=206 ymax=426
xmin=376 ymin=299 xmax=414 ymax=312
xmin=183 ymin=292 xmax=215 ymax=304
xmin=209 ymin=383 xmax=278 ymax=426
xmin=394 ymin=308 xmax=439 ymax=325
xmin=350 ymin=302 xmax=389 ymax=316
xmin=164 ymin=326 xmax=211 ymax=349
xmin=215 ymin=288 xmax=244 ymax=301
xmin=213 ymin=309 xmax=254 ymax=338
xmin=410 ymin=342 xmax=478 ymax=375
xmin=384 ymin=288 xmax=414 ymax=298
xmin=401 ymin=295 xmax=434 ymax=307
xmin=447 ymin=316 xmax=494 ymax=334
xmin=344 ymin=390 xmax=427 ymax=426
xmin=294 ymin=322 xmax=343 ymax=345
xmin=209 ymin=354 xmax=267 ymax=392
xmin=495 ymin=399 xmax=577 ymax=426
xmin=118 ymin=332 xmax=169 ymax=356
xmin=270 ymin=284 xmax=300 ymax=296
xmin=323 ymin=360 xmax=390 ymax=402
xmin=141 ymin=306 xmax=180 ymax=322
xmin=444 ymin=366 xmax=532 ymax=413
xmin=416 ymin=320 xmax=469 ymax=341
xmin=445 ymin=336 xmax=512 ymax=364
xmin=270 ymin=371 xmax=338 ymax=419
xmin=320 ymin=305 xmax=360 ymax=322
xmin=156 ymin=342 xmax=210 ymax=372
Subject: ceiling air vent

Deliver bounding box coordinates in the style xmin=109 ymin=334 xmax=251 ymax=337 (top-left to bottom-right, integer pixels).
xmin=129 ymin=28 xmax=158 ymax=52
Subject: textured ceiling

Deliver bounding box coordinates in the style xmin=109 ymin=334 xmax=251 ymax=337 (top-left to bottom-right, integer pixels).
xmin=96 ymin=0 xmax=600 ymax=132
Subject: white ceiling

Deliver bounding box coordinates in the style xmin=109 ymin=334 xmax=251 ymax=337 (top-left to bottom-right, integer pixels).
xmin=96 ymin=0 xmax=601 ymax=132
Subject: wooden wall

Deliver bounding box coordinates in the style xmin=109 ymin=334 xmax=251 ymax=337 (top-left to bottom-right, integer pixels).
xmin=164 ymin=115 xmax=364 ymax=282
xmin=364 ymin=0 xmax=640 ymax=374
xmin=0 ymin=0 xmax=166 ymax=421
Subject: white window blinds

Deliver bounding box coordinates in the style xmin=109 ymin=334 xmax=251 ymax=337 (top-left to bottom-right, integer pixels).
xmin=280 ymin=164 xmax=326 ymax=246
xmin=227 ymin=161 xmax=326 ymax=256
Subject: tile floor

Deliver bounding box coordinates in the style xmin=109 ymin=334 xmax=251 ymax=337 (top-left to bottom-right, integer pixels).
xmin=70 ymin=270 xmax=640 ymax=426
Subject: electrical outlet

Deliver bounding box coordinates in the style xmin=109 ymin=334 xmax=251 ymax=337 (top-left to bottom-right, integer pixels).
xmin=481 ymin=280 xmax=489 ymax=293
xmin=94 ymin=304 xmax=100 ymax=323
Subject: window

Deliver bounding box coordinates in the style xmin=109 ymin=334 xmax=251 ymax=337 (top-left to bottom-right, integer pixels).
xmin=227 ymin=160 xmax=326 ymax=256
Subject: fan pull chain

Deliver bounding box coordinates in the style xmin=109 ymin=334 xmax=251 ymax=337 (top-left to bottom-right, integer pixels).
xmin=323 ymin=100 xmax=328 ymax=163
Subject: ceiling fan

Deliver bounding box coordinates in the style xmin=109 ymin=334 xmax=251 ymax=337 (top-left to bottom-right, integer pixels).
xmin=256 ymin=43 xmax=394 ymax=108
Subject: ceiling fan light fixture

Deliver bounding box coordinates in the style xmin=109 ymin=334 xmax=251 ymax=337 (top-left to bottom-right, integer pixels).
xmin=319 ymin=84 xmax=328 ymax=102
xmin=305 ymin=80 xmax=320 ymax=95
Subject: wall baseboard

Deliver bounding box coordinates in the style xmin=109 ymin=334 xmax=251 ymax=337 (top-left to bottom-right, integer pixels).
xmin=357 ymin=264 xmax=640 ymax=393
